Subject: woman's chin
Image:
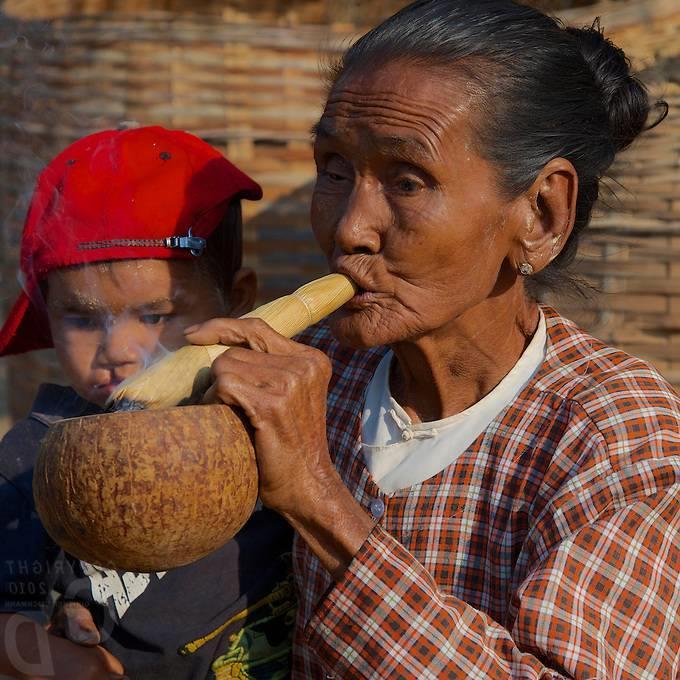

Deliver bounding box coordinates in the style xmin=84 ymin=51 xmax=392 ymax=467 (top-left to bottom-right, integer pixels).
xmin=329 ymin=310 xmax=392 ymax=349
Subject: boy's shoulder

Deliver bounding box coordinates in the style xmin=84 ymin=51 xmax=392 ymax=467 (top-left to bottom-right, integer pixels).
xmin=0 ymin=384 xmax=93 ymax=615
xmin=0 ymin=384 xmax=98 ymax=481
xmin=26 ymin=384 xmax=99 ymax=426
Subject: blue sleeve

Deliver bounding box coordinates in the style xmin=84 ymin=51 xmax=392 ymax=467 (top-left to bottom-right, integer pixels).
xmin=0 ymin=418 xmax=58 ymax=618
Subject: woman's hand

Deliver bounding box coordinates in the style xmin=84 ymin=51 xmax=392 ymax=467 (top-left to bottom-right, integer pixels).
xmin=189 ymin=317 xmax=334 ymax=514
xmin=186 ymin=318 xmax=375 ymax=579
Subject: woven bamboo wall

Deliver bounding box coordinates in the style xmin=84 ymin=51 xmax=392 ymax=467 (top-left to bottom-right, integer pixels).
xmin=545 ymin=0 xmax=680 ymax=387
xmin=2 ymin=0 xmax=416 ymax=25
xmin=0 ymin=10 xmax=340 ymax=420
xmin=0 ymin=0 xmax=677 ymax=425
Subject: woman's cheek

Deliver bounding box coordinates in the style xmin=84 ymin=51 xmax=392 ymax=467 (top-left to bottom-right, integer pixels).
xmin=311 ymin=193 xmax=341 ymax=255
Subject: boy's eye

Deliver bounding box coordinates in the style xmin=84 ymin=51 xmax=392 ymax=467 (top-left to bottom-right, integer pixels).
xmin=63 ymin=315 xmax=101 ymax=331
xmin=140 ymin=313 xmax=169 ymax=326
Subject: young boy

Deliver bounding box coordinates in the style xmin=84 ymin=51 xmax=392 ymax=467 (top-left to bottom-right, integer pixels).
xmin=0 ymin=127 xmax=296 ymax=679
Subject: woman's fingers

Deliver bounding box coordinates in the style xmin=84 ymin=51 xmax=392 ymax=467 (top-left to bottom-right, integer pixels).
xmin=204 ymin=352 xmax=323 ymax=415
xmin=201 ymin=369 xmax=270 ymax=421
xmin=185 ymin=317 xmax=299 ymax=355
xmin=212 ymin=343 xmax=321 ymax=373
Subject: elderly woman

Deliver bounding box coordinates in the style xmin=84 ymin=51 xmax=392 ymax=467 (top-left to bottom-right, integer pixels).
xmin=190 ymin=1 xmax=679 ymax=678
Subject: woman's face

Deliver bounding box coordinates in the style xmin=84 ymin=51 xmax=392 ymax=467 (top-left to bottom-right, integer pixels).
xmin=311 ymin=61 xmax=525 ymax=348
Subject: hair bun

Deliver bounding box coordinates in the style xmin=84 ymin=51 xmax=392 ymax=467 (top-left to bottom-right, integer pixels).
xmin=566 ymin=19 xmax=651 ymax=153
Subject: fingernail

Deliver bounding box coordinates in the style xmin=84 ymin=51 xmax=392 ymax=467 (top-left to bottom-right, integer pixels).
xmin=69 ymin=621 xmax=99 ymax=644
xmin=72 ymin=628 xmax=98 ymax=644
xmin=184 ymin=324 xmax=199 ymax=334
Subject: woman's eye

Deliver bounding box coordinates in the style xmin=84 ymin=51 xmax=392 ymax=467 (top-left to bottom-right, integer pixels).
xmin=395 ymin=177 xmax=423 ymax=194
xmin=320 ymin=167 xmax=352 ymax=183
xmin=319 ymin=155 xmax=353 ymax=183
xmin=323 ymin=171 xmax=348 ymax=182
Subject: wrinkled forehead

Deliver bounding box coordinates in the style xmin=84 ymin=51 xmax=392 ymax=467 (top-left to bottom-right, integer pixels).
xmin=315 ymin=61 xmax=482 ymax=159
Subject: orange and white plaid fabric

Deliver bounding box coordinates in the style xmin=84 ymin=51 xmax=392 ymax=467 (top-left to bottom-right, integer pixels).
xmin=293 ymin=306 xmax=680 ymax=679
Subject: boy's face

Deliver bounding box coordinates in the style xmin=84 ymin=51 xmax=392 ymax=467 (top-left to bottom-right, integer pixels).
xmin=46 ymin=259 xmax=235 ymax=407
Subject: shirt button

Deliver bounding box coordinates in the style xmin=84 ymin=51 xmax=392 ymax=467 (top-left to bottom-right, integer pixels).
xmin=401 ymin=429 xmax=414 ymax=441
xmin=369 ymin=497 xmax=385 ymax=519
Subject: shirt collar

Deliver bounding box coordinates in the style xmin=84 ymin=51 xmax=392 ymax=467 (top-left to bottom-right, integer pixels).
xmin=30 ymin=384 xmax=101 ymax=427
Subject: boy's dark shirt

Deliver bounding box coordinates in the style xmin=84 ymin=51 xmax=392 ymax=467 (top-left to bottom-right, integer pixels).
xmin=0 ymin=384 xmax=98 ymax=620
xmin=0 ymin=384 xmax=295 ymax=679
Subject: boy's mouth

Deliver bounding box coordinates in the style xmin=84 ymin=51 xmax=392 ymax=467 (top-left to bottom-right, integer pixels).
xmin=93 ymin=379 xmax=123 ymax=397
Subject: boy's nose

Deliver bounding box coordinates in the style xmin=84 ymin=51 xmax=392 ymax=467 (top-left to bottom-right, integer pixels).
xmin=99 ymin=319 xmax=154 ymax=368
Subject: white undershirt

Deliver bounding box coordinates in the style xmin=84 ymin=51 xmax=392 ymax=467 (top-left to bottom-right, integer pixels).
xmin=361 ymin=311 xmax=547 ymax=493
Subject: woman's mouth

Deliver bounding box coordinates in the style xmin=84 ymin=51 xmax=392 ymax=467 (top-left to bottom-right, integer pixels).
xmin=333 ymin=265 xmax=381 ymax=309
xmin=345 ymin=287 xmax=379 ymax=309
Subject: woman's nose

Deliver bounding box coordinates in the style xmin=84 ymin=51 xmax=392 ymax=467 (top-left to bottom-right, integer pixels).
xmin=332 ymin=183 xmax=385 ymax=255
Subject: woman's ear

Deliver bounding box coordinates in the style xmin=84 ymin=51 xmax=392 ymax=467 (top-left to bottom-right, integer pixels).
xmin=510 ymin=157 xmax=578 ymax=275
xmin=226 ymin=267 xmax=258 ymax=316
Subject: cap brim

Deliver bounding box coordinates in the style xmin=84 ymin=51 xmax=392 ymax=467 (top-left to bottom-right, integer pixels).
xmin=0 ymin=289 xmax=53 ymax=357
xmin=230 ymin=172 xmax=262 ymax=203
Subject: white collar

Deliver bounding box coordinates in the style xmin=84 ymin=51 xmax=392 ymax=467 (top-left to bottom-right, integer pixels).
xmin=361 ymin=310 xmax=547 ymax=493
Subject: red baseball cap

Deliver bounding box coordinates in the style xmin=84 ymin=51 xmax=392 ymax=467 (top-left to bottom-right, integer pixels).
xmin=0 ymin=125 xmax=262 ymax=356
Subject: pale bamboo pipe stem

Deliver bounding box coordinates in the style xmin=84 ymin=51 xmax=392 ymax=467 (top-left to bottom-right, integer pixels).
xmin=108 ymin=273 xmax=356 ymax=410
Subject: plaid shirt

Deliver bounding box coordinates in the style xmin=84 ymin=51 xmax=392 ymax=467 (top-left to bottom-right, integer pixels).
xmin=292 ymin=306 xmax=680 ymax=679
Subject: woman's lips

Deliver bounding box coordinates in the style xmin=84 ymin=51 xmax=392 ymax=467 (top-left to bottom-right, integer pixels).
xmin=333 ymin=267 xmax=381 ymax=309
xmin=344 ymin=288 xmax=379 ymax=309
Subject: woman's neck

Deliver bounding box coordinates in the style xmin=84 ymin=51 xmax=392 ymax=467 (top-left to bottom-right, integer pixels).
xmin=389 ymin=293 xmax=540 ymax=423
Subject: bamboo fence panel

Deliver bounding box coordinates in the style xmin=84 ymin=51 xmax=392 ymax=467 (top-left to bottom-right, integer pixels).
xmin=0 ymin=9 xmax=349 ymax=417
xmin=543 ymin=0 xmax=679 ymax=385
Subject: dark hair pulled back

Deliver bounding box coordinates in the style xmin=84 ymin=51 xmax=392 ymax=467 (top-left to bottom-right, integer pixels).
xmin=328 ymin=0 xmax=668 ymax=293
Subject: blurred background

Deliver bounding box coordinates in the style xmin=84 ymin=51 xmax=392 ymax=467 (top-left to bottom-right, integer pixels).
xmin=0 ymin=0 xmax=678 ymax=433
